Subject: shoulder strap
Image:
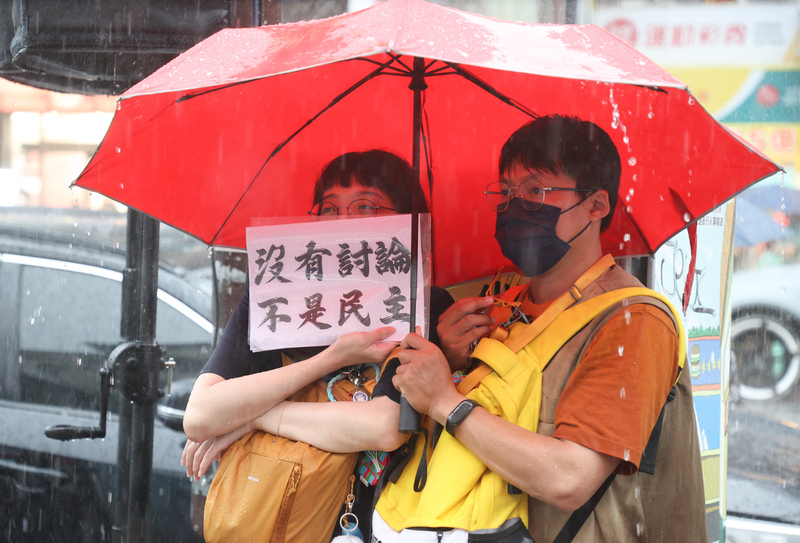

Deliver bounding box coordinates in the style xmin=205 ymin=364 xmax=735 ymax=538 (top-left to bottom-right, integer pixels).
xmin=503 ymin=255 xmax=616 ymax=353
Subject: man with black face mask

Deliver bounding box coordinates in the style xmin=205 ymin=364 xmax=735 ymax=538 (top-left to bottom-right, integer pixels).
xmin=374 ymin=115 xmax=706 ymax=543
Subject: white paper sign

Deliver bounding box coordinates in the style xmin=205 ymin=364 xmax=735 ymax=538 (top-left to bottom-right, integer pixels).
xmin=245 ymin=214 xmax=429 ymax=352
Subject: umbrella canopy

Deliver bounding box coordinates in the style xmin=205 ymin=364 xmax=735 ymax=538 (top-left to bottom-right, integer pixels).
xmin=739 ymin=185 xmax=800 ymax=217
xmin=734 ymin=197 xmax=791 ymax=248
xmin=73 ymin=0 xmax=780 ymax=288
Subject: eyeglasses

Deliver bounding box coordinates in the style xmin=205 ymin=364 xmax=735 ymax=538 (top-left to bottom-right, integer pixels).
xmin=308 ymin=199 xmax=397 ymax=217
xmin=485 ymin=181 xmax=593 ymax=212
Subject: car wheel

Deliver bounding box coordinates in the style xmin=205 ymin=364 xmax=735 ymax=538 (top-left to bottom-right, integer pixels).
xmin=731 ymin=308 xmax=800 ymax=401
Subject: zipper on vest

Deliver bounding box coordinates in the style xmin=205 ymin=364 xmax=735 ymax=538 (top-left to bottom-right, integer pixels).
xmin=436 ymin=530 xmax=443 ymax=542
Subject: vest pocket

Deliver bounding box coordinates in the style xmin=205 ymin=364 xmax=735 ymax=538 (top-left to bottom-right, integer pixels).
xmin=272 ymin=462 xmax=302 ymax=543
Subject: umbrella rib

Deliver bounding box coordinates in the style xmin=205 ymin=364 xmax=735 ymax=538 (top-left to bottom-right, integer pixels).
xmin=210 ymin=58 xmax=398 ymax=246
xmin=176 ymin=79 xmax=255 ymax=103
xmin=444 ymin=62 xmax=538 ymax=119
xmin=355 ymin=57 xmax=411 ymax=74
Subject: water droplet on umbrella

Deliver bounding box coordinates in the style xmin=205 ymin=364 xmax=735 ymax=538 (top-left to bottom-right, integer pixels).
xmin=628 ymin=157 xmax=637 ymax=166
xmin=623 ymin=233 xmax=630 ymax=242
xmin=618 ymin=345 xmax=624 ymax=356
xmin=684 ymin=213 xmax=691 ymax=222
xmin=620 ymin=387 xmax=626 ymax=399
xmin=116 ymin=147 xmax=121 ymax=153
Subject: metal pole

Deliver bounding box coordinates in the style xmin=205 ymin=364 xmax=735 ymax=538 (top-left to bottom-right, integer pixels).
xmin=113 ymin=209 xmax=160 ymax=543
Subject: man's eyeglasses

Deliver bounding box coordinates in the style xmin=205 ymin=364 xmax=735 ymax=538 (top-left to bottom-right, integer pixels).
xmin=308 ymin=199 xmax=397 ymax=217
xmin=485 ymin=181 xmax=593 ymax=212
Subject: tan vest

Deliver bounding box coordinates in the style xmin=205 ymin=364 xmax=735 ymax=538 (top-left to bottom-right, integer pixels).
xmin=529 ymin=266 xmax=707 ymax=543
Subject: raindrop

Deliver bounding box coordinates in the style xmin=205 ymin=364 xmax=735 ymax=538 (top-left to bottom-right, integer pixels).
xmin=628 ymin=157 xmax=637 ymax=166
xmin=625 ymin=310 xmax=631 ymax=325
xmin=647 ymin=111 xmax=654 ymax=119
xmin=120 ymin=183 xmax=124 ymax=189
xmin=683 ymin=213 xmax=691 ymax=223
xmin=688 ymin=97 xmax=695 ymax=105
xmin=623 ymin=233 xmax=631 ymax=242
xmin=108 ymin=492 xmax=113 ymax=503
xmin=634 ymin=486 xmax=640 ymax=498
xmin=76 ymin=357 xmax=82 ymax=367
xmin=636 ymin=522 xmax=643 ymax=536
xmin=623 ymin=449 xmax=631 ymax=461
xmin=618 ymin=345 xmax=624 ymax=356
xmin=620 ymin=387 xmax=626 ymax=399
xmin=628 ymin=188 xmax=634 ymax=196
xmin=115 ymin=147 xmax=121 ymax=153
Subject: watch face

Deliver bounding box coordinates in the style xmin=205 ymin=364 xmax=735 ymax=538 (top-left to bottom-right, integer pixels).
xmin=450 ymin=400 xmax=475 ymax=424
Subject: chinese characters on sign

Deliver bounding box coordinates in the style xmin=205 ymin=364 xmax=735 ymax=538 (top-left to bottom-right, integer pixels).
xmin=246 ymin=215 xmax=429 ymax=351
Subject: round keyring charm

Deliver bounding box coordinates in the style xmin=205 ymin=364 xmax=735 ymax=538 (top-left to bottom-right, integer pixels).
xmin=339 ymin=512 xmax=359 ymax=533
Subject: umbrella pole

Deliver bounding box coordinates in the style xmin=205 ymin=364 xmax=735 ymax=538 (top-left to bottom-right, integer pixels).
xmin=398 ymin=57 xmax=428 ymax=434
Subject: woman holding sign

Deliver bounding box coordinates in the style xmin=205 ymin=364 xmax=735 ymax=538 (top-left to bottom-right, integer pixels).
xmin=181 ymin=150 xmax=455 ymax=541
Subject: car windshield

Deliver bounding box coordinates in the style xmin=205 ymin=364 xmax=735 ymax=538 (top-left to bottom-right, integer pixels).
xmin=1 ymin=1 xmax=798 ymax=542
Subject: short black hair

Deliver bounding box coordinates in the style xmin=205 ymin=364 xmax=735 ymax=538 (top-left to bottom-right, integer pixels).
xmin=312 ymin=150 xmax=429 ymax=214
xmin=499 ymin=115 xmax=620 ymax=231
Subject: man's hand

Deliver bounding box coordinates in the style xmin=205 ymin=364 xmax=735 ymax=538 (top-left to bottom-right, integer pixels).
xmin=393 ymin=332 xmax=464 ymax=425
xmin=436 ymin=296 xmax=495 ymax=371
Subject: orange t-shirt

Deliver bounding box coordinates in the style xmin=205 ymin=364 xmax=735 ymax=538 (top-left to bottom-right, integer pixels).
xmin=520 ymin=296 xmax=679 ymax=474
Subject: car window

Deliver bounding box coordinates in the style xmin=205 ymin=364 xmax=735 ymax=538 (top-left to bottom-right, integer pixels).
xmin=16 ymin=257 xmax=211 ymax=410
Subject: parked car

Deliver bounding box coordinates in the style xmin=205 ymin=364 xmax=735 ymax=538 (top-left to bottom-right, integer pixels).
xmin=730 ymin=263 xmax=800 ymax=402
xmin=0 ymin=209 xmax=213 ymax=542
xmin=725 ymin=406 xmax=800 ymax=542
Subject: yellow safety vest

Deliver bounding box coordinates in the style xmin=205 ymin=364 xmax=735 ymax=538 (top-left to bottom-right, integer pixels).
xmin=376 ymin=257 xmax=685 ymax=532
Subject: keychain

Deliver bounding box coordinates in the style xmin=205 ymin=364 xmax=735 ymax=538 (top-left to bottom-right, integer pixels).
xmin=331 ymin=476 xmax=364 ymax=543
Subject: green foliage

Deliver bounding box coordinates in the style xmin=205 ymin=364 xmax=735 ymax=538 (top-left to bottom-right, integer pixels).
xmin=687 ymin=325 xmax=720 ymax=339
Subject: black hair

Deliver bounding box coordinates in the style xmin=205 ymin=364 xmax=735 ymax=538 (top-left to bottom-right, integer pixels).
xmin=312 ymin=150 xmax=429 ymax=214
xmin=499 ymin=114 xmax=620 ymax=231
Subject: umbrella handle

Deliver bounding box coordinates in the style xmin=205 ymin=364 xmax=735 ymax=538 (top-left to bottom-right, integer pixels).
xmin=399 ymin=396 xmax=421 ymax=434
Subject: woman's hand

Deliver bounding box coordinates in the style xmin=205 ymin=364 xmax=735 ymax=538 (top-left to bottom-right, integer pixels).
xmin=324 ymin=325 xmax=398 ymax=371
xmin=181 ymin=423 xmax=253 ymax=480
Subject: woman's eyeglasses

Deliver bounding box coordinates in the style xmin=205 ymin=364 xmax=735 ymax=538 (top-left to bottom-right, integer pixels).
xmin=485 ymin=180 xmax=592 ymax=212
xmin=308 ymin=199 xmax=397 ymax=216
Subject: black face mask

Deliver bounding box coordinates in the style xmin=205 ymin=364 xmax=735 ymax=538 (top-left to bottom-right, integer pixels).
xmin=494 ymin=199 xmax=589 ymax=277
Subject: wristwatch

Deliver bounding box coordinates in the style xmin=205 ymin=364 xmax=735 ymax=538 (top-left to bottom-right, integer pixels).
xmin=445 ymin=399 xmax=478 ymax=437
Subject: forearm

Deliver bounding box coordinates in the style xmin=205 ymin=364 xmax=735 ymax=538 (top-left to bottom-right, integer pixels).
xmin=439 ymin=402 xmax=619 ymax=512
xmin=254 ymin=397 xmax=407 ymax=453
xmin=183 ymin=358 xmax=333 ymax=442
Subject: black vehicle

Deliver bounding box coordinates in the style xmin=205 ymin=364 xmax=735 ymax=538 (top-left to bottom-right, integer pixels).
xmin=0 ymin=208 xmax=212 ymax=542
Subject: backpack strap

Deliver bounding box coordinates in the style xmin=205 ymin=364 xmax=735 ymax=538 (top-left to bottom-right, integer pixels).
xmin=502 ymin=254 xmax=616 ymax=354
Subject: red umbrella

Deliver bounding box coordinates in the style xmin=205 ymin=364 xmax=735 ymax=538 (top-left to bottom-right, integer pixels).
xmin=73 ymin=0 xmax=780 ymax=288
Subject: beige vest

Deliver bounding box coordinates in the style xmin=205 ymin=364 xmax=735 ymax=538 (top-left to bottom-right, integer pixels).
xmin=529 ymin=266 xmax=707 ymax=543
